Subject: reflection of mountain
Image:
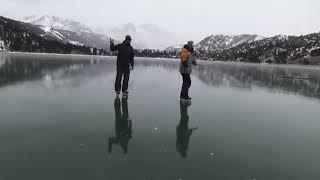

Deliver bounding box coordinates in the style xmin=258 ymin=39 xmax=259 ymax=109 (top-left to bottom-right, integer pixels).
xmin=137 ymin=60 xmax=320 ymax=100
xmin=194 ymin=63 xmax=320 ymax=98
xmin=2 ymin=54 xmax=320 ymax=100
xmin=0 ymin=54 xmax=115 ymax=88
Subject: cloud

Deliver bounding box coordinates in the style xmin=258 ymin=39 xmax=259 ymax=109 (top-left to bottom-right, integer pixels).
xmin=0 ymin=0 xmax=319 ymax=44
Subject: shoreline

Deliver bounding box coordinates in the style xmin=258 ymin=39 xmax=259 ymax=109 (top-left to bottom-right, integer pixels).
xmin=1 ymin=51 xmax=319 ymax=68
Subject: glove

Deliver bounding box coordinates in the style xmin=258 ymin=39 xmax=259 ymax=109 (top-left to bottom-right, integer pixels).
xmin=192 ymin=60 xmax=197 ymax=65
xmin=110 ymin=38 xmax=114 ymax=45
xmin=130 ymin=65 xmax=134 ymax=71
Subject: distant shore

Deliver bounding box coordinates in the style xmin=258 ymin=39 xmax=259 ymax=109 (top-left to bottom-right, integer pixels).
xmin=1 ymin=51 xmax=320 ymax=67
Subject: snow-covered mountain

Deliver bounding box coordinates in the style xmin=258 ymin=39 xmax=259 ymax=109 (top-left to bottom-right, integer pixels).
xmin=23 ymin=15 xmax=93 ymax=34
xmin=22 ymin=15 xmax=110 ymax=50
xmin=0 ymin=16 xmax=91 ymax=54
xmin=201 ymin=33 xmax=320 ymax=63
xmin=22 ymin=16 xmax=178 ymax=50
xmin=164 ymin=34 xmax=265 ymax=53
xmin=164 ymin=44 xmax=184 ymax=53
xmin=195 ymin=34 xmax=265 ymax=53
xmin=160 ymin=33 xmax=320 ymax=64
xmin=108 ymin=23 xmax=175 ymax=50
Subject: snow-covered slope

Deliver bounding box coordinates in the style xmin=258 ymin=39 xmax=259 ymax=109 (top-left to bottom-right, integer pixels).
xmin=164 ymin=44 xmax=183 ymax=52
xmin=195 ymin=34 xmax=265 ymax=52
xmin=22 ymin=15 xmax=110 ymax=50
xmin=108 ymin=23 xmax=175 ymax=50
xmin=0 ymin=39 xmax=4 ymax=50
xmin=0 ymin=16 xmax=92 ymax=54
xmin=164 ymin=34 xmax=265 ymax=53
xmin=202 ymin=33 xmax=320 ymax=63
xmin=0 ymin=38 xmax=8 ymax=52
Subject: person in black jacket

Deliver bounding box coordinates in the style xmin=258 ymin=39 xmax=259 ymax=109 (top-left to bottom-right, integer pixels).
xmin=110 ymin=35 xmax=135 ymax=95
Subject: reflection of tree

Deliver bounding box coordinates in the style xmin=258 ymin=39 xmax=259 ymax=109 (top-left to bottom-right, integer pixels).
xmin=108 ymin=97 xmax=132 ymax=154
xmin=176 ymin=101 xmax=197 ymax=158
xmin=138 ymin=60 xmax=320 ymax=100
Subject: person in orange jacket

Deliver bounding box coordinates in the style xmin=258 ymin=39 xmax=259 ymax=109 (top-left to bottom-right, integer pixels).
xmin=179 ymin=41 xmax=197 ymax=100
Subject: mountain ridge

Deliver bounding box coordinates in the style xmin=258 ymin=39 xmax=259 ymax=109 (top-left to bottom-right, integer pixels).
xmin=0 ymin=16 xmax=91 ymax=54
xmin=22 ymin=15 xmax=110 ymax=50
xmin=139 ymin=33 xmax=320 ymax=64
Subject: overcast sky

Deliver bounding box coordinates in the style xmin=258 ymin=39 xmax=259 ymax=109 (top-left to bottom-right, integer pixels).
xmin=1 ymin=0 xmax=319 ymax=43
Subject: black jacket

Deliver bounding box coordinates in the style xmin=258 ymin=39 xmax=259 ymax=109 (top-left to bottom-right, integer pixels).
xmin=110 ymin=42 xmax=134 ymax=72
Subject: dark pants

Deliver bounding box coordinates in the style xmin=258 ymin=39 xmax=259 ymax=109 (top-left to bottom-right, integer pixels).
xmin=115 ymin=70 xmax=130 ymax=93
xmin=180 ymin=73 xmax=191 ymax=98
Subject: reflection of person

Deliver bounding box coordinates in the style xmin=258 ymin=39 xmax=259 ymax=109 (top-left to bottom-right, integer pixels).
xmin=176 ymin=101 xmax=197 ymax=158
xmin=110 ymin=35 xmax=135 ymax=96
xmin=179 ymin=41 xmax=197 ymax=100
xmin=108 ymin=97 xmax=132 ymax=154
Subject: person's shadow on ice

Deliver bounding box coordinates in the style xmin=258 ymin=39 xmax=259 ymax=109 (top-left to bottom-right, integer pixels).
xmin=108 ymin=97 xmax=132 ymax=154
xmin=176 ymin=100 xmax=198 ymax=158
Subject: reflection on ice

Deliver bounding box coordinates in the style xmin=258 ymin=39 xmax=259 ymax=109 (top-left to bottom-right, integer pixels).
xmin=176 ymin=100 xmax=198 ymax=158
xmin=1 ymin=54 xmax=320 ymax=179
xmin=1 ymin=54 xmax=320 ymax=100
xmin=108 ymin=97 xmax=133 ymax=154
xmin=137 ymin=59 xmax=320 ymax=100
xmin=0 ymin=53 xmax=115 ymax=89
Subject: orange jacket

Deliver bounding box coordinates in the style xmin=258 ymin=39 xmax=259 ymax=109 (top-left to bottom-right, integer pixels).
xmin=180 ymin=48 xmax=189 ymax=63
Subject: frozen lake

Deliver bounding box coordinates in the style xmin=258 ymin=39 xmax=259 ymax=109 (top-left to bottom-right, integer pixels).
xmin=1 ymin=53 xmax=320 ymax=180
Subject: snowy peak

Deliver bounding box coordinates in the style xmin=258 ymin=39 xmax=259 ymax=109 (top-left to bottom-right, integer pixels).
xmin=195 ymin=34 xmax=265 ymax=52
xmin=23 ymin=15 xmax=93 ymax=34
xmin=0 ymin=16 xmax=91 ymax=54
xmin=21 ymin=15 xmax=110 ymax=50
xmin=165 ymin=45 xmax=183 ymax=52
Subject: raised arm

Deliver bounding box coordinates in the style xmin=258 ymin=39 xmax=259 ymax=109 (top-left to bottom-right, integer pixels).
xmin=110 ymin=43 xmax=121 ymax=52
